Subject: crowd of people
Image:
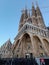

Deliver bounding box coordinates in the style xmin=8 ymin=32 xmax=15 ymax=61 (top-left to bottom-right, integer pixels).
xmin=0 ymin=58 xmax=38 ymax=65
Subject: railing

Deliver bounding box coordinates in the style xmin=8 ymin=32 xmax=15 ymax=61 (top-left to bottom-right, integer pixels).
xmin=15 ymin=23 xmax=49 ymax=40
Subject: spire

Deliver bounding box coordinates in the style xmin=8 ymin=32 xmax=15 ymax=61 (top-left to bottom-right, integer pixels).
xmin=36 ymin=1 xmax=38 ymax=7
xmin=24 ymin=5 xmax=28 ymax=19
xmin=20 ymin=9 xmax=25 ymax=23
xmin=32 ymin=2 xmax=36 ymax=16
xmin=18 ymin=9 xmax=25 ymax=30
xmin=36 ymin=2 xmax=42 ymax=16
xmin=28 ymin=10 xmax=30 ymax=18
xmin=32 ymin=2 xmax=34 ymax=7
xmin=19 ymin=6 xmax=28 ymax=31
xmin=5 ymin=39 xmax=12 ymax=45
xmin=36 ymin=2 xmax=46 ymax=28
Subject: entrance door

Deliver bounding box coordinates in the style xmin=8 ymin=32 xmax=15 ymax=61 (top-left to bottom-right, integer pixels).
xmin=25 ymin=53 xmax=33 ymax=58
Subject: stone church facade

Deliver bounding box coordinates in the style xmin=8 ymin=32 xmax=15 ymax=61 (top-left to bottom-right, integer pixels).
xmin=0 ymin=4 xmax=49 ymax=58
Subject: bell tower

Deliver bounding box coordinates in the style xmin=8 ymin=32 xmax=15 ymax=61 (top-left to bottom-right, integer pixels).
xmin=32 ymin=3 xmax=38 ymax=26
xmin=19 ymin=8 xmax=28 ymax=31
xmin=36 ymin=3 xmax=46 ymax=28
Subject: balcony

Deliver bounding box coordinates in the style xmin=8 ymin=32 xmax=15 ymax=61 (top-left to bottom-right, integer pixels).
xmin=15 ymin=23 xmax=48 ymax=40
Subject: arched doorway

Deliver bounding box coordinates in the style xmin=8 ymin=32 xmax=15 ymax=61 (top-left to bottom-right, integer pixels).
xmin=33 ymin=36 xmax=46 ymax=57
xmin=21 ymin=33 xmax=33 ymax=58
xmin=43 ymin=39 xmax=49 ymax=53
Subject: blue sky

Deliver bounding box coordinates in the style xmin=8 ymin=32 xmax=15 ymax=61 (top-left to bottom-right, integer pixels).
xmin=0 ymin=0 xmax=49 ymax=46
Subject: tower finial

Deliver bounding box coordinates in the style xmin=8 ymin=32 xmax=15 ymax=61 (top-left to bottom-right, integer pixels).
xmin=32 ymin=2 xmax=34 ymax=6
xmin=25 ymin=4 xmax=27 ymax=10
xmin=36 ymin=1 xmax=38 ymax=7
xmin=21 ymin=8 xmax=25 ymax=14
xmin=32 ymin=2 xmax=35 ymax=16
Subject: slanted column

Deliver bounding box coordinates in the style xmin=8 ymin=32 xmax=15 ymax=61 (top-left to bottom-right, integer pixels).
xmin=31 ymin=35 xmax=38 ymax=57
xmin=41 ymin=39 xmax=49 ymax=56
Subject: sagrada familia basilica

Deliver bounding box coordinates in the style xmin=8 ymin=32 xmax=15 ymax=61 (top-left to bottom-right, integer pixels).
xmin=0 ymin=3 xmax=49 ymax=58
